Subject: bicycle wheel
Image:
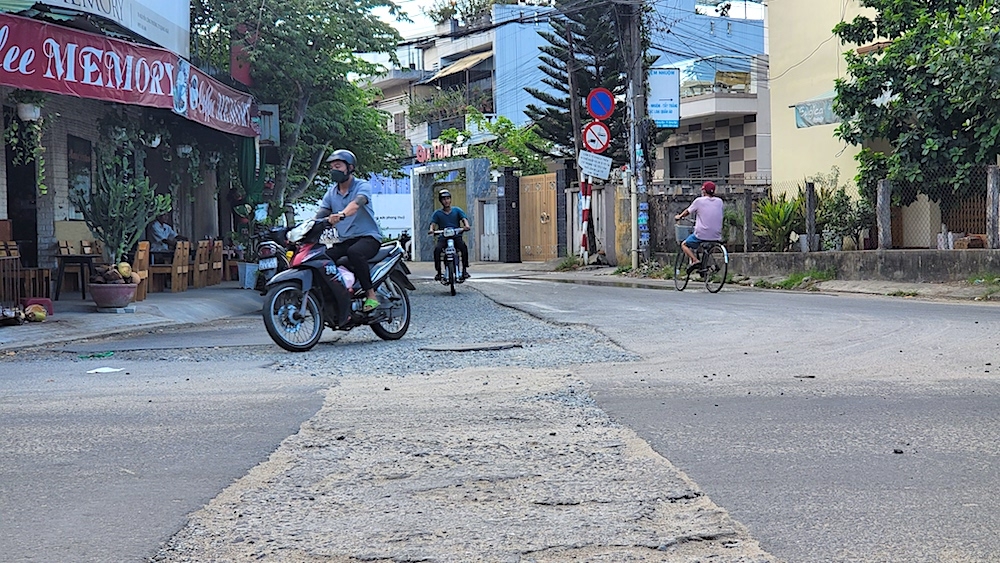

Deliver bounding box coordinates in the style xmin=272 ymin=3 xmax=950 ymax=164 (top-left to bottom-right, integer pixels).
xmin=702 ymin=243 xmax=728 ymax=293
xmin=673 ymin=249 xmax=689 ymax=291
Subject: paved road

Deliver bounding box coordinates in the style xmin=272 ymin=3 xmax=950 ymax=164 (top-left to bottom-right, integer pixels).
xmin=474 ymin=278 xmax=1000 ymax=562
xmin=0 ymin=357 xmax=328 ymax=563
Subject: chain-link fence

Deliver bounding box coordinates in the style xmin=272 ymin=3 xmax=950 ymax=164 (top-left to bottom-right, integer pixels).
xmin=880 ymin=165 xmax=991 ymax=249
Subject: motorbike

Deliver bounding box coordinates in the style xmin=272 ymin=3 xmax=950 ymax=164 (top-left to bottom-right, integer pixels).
xmin=254 ymin=226 xmax=292 ymax=294
xmin=432 ymin=226 xmax=469 ymax=296
xmin=397 ymin=229 xmax=412 ymax=261
xmin=262 ymin=219 xmax=415 ymax=352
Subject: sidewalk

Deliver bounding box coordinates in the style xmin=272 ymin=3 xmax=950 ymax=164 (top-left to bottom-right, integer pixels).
xmin=0 ymin=282 xmax=264 ymax=352
xmin=4 ymin=262 xmax=996 ymax=352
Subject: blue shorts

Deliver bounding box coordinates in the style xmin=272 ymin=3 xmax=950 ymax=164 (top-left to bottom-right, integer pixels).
xmin=683 ymin=233 xmax=705 ymax=249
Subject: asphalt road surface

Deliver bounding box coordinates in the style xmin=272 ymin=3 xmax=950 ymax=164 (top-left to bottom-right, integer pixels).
xmin=473 ymin=278 xmax=1000 ymax=563
xmin=0 ymin=357 xmax=328 ymax=563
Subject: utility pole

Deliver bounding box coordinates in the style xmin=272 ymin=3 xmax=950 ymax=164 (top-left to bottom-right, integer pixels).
xmin=625 ymin=0 xmax=649 ymax=262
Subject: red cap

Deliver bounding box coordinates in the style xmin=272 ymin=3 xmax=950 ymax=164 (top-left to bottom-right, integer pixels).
xmin=701 ymin=181 xmax=716 ymax=194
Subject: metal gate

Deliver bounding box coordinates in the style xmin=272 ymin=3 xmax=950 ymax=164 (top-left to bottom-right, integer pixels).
xmin=480 ymin=200 xmax=498 ymax=261
xmin=518 ymin=173 xmax=558 ymax=261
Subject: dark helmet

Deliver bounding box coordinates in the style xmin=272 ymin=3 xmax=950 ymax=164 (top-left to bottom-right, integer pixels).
xmin=326 ymin=149 xmax=357 ymax=172
xmin=438 ymin=189 xmax=452 ymax=202
xmin=701 ymin=181 xmax=716 ymax=195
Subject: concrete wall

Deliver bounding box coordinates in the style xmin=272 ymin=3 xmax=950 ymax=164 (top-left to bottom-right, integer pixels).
xmin=716 ymin=249 xmax=1000 ymax=283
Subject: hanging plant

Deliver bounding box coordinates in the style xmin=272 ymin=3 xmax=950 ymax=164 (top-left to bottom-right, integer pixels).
xmin=4 ymin=89 xmax=52 ymax=195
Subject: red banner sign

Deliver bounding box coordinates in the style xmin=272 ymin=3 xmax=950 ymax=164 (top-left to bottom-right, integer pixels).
xmin=0 ymin=12 xmax=258 ymax=137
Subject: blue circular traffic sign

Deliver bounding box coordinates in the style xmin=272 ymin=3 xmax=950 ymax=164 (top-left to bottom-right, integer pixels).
xmin=586 ymin=88 xmax=614 ymax=121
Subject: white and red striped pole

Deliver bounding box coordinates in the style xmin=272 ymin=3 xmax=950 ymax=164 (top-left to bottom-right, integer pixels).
xmin=579 ymin=176 xmax=592 ymax=263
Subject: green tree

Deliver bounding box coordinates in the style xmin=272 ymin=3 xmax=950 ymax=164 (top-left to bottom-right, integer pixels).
xmin=525 ymin=3 xmax=629 ymax=167
xmin=439 ymin=108 xmax=552 ymax=175
xmin=834 ymin=0 xmax=997 ymax=206
xmin=191 ymin=0 xmax=408 ymax=217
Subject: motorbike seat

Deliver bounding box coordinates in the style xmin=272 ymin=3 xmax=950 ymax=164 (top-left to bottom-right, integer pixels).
xmin=333 ymin=246 xmax=393 ymax=269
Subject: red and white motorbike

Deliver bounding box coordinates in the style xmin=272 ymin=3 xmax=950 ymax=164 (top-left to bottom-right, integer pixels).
xmin=262 ymin=219 xmax=414 ymax=352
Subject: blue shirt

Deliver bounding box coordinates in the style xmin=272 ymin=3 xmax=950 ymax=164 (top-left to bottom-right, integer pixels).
xmin=317 ymin=178 xmax=382 ymax=240
xmin=430 ymin=207 xmax=469 ymax=231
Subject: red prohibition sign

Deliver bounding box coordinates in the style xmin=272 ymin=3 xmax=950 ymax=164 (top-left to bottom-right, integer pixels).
xmin=583 ymin=121 xmax=611 ymax=153
xmin=586 ymin=88 xmax=615 ymax=121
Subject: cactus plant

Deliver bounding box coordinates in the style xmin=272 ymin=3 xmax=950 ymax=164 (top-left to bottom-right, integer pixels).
xmin=69 ymin=147 xmax=171 ymax=266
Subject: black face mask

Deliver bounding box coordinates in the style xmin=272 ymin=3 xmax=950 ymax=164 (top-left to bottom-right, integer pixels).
xmin=330 ymin=169 xmax=349 ymax=184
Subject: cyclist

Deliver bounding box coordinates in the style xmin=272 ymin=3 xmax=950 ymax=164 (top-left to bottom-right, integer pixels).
xmin=428 ymin=189 xmax=471 ymax=280
xmin=674 ymin=181 xmax=724 ymax=273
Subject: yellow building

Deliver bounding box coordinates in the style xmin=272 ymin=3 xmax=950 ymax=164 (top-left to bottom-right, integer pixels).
xmin=768 ymin=1 xmax=872 ymax=194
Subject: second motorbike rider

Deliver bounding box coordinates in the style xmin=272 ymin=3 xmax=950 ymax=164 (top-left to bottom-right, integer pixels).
xmin=429 ymin=189 xmax=471 ymax=281
xmin=315 ymin=149 xmax=382 ymax=312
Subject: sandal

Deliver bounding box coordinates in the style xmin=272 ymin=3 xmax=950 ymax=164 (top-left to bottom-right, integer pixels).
xmin=686 ymin=261 xmax=702 ymax=274
xmin=362 ymin=298 xmax=380 ymax=312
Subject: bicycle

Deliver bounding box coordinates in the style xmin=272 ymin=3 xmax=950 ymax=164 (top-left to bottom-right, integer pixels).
xmin=673 ymin=223 xmax=728 ymax=293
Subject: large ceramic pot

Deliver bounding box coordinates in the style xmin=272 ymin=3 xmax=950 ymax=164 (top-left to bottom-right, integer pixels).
xmin=90 ymin=283 xmax=137 ymax=308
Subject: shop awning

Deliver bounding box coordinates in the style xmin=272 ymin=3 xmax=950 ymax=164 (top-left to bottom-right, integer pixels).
xmin=792 ymin=89 xmax=841 ymax=128
xmin=0 ymin=11 xmax=259 ymax=137
xmin=427 ymin=51 xmax=493 ymax=82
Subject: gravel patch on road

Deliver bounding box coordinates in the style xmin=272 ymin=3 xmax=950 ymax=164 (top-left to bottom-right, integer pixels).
xmin=7 ymin=283 xmax=639 ymax=376
xmin=150 ymin=367 xmax=773 ymax=562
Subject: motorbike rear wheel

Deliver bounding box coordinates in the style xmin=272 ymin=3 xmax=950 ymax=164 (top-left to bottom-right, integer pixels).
xmin=263 ymin=282 xmax=324 ymax=352
xmin=370 ymin=276 xmax=411 ymax=340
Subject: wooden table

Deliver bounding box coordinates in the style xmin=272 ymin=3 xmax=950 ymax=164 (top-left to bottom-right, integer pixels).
xmin=54 ymin=254 xmax=98 ymax=300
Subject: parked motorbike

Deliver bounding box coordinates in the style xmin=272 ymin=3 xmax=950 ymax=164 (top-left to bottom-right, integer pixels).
xmin=432 ymin=226 xmax=469 ymax=296
xmin=254 ymin=226 xmax=291 ymax=294
xmin=397 ymin=229 xmax=412 ymax=261
xmin=262 ymin=219 xmax=415 ymax=352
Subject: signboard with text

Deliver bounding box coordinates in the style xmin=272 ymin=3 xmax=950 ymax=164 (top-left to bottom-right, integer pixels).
xmin=37 ymin=0 xmax=190 ymax=57
xmin=648 ymin=68 xmax=680 ymax=128
xmin=578 ymin=150 xmax=612 ymax=180
xmin=0 ymin=12 xmax=258 ymax=137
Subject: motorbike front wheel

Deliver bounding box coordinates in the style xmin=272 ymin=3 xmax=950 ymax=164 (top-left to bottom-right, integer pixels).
xmin=263 ymin=283 xmax=324 ymax=352
xmin=446 ymin=260 xmax=456 ymax=296
xmin=370 ymin=276 xmax=411 ymax=340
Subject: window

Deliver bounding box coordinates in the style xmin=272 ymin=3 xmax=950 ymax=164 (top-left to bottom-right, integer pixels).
xmin=393 ymin=112 xmax=406 ymax=135
xmin=67 ymin=136 xmax=92 ymax=220
xmin=669 ymin=140 xmax=729 ymax=179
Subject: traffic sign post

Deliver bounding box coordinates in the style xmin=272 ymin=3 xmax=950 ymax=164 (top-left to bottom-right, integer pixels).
xmin=582 ymin=121 xmax=611 ymax=153
xmin=586 ymin=88 xmax=615 ymax=121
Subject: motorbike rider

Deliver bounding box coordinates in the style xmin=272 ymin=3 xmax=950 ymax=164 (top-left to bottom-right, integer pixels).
xmin=314 ymin=149 xmax=382 ymax=312
xmin=428 ymin=188 xmax=471 ymax=280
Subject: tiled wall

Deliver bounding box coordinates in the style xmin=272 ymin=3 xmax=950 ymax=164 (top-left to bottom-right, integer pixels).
xmin=655 ymin=114 xmax=760 ymax=181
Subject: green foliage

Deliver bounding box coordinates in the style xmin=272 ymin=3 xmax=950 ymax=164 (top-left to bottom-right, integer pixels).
xmin=407 ymin=85 xmax=490 ymax=124
xmin=4 ymin=90 xmax=52 ymax=196
xmin=775 ymin=268 xmax=836 ymax=290
xmin=68 ymin=148 xmax=171 ymax=265
xmin=834 ymin=1 xmax=1000 ymax=205
xmin=555 ymin=256 xmax=582 ymax=271
xmin=753 ymin=195 xmax=800 ymax=252
xmin=421 ymin=0 xmax=534 ymax=25
xmin=466 ymin=109 xmax=552 ymax=175
xmin=191 ymin=0 xmax=407 ymax=212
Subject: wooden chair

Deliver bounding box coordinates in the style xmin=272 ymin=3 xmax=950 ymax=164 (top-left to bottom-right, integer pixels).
xmin=80 ymin=240 xmax=105 ymax=264
xmin=132 ymin=241 xmax=150 ymax=301
xmin=190 ymin=240 xmax=210 ymax=289
xmin=208 ymin=240 xmax=224 ymax=285
xmin=3 ymin=241 xmax=51 ymax=298
xmin=149 ymin=241 xmax=189 ymax=293
xmin=58 ymin=240 xmax=83 ymax=294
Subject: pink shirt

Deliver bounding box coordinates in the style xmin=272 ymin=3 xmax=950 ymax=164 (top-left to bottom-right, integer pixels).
xmin=686 ymin=195 xmax=724 ymax=241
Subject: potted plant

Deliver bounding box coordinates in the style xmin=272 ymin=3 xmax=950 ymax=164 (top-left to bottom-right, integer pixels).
xmin=4 ymin=89 xmax=51 ymax=195
xmin=69 ymin=146 xmax=171 ymax=309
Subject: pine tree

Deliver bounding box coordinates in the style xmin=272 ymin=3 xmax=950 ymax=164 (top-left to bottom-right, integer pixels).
xmin=524 ymin=1 xmax=632 ymax=167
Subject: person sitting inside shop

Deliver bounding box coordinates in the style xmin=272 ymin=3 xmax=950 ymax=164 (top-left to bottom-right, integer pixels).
xmin=150 ymin=212 xmax=187 ymax=263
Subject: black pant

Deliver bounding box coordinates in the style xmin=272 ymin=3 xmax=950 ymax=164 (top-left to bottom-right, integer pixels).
xmin=327 ymin=236 xmax=380 ymax=292
xmin=434 ymin=236 xmax=469 ymax=271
